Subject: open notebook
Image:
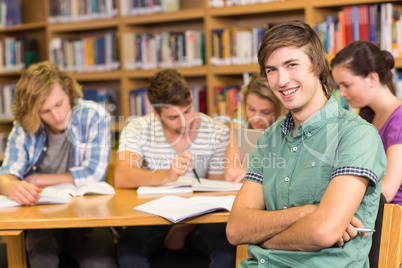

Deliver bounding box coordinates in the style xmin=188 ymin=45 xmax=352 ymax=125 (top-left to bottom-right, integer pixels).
xmin=134 ymin=195 xmax=236 ymax=223
xmin=137 ymin=176 xmax=242 ymax=195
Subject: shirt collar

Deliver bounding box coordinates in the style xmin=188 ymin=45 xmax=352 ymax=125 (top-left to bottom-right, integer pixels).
xmin=281 ymin=96 xmax=339 ymax=136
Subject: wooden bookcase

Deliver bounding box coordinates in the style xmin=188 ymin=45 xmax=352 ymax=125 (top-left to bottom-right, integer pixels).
xmin=0 ymin=0 xmax=402 ymax=161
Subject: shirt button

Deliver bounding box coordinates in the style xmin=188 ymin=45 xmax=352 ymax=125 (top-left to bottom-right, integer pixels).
xmin=285 ymin=177 xmax=290 ymax=182
xmin=32 ymin=166 xmax=37 ymax=170
xmin=311 ymin=162 xmax=316 ymax=166
xmin=260 ymin=259 xmax=265 ymax=264
xmin=307 ymin=133 xmax=312 ymax=137
xmin=293 ymin=147 xmax=297 ymax=152
xmin=43 ymin=147 xmax=47 ymax=152
xmin=283 ymin=207 xmax=287 ymax=209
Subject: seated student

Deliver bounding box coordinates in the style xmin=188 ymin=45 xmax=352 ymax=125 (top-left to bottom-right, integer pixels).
xmin=0 ymin=62 xmax=117 ymax=267
xmin=225 ymin=73 xmax=285 ymax=182
xmin=114 ymin=69 xmax=235 ymax=268
xmin=226 ymin=20 xmax=387 ymax=267
xmin=331 ymin=41 xmax=402 ymax=204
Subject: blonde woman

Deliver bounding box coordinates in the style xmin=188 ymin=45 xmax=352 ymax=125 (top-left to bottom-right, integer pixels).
xmin=225 ymin=73 xmax=285 ymax=182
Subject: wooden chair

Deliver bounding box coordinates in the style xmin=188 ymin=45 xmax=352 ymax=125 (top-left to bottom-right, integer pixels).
xmin=379 ymin=203 xmax=402 ymax=267
xmin=235 ymin=204 xmax=402 ymax=268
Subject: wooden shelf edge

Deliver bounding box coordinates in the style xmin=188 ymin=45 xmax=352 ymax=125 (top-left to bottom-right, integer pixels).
xmin=310 ymin=0 xmax=402 ymax=8
xmin=70 ymin=71 xmax=122 ymax=81
xmin=208 ymin=0 xmax=306 ymax=16
xmin=121 ymin=8 xmax=205 ymax=25
xmin=0 ymin=21 xmax=46 ymax=32
xmin=210 ymin=64 xmax=259 ymax=75
xmin=125 ymin=66 xmax=208 ymax=78
xmin=48 ymin=18 xmax=119 ymax=32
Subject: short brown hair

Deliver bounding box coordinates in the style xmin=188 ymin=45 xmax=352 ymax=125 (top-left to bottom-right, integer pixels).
xmin=147 ymin=69 xmax=192 ymax=114
xmin=13 ymin=61 xmax=83 ymax=134
xmin=258 ymin=20 xmax=334 ymax=98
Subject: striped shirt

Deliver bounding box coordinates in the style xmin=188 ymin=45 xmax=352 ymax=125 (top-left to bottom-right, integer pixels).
xmin=0 ymin=100 xmax=111 ymax=185
xmin=118 ymin=113 xmax=230 ymax=178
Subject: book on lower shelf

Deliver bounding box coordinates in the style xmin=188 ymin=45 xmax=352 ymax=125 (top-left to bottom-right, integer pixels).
xmin=137 ymin=176 xmax=242 ymax=195
xmin=134 ymin=195 xmax=236 ymax=223
xmin=0 ymin=181 xmax=115 ymax=207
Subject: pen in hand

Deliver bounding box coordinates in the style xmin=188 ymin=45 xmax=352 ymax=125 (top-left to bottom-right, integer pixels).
xmin=355 ymin=227 xmax=375 ymax=233
xmin=192 ymin=166 xmax=201 ymax=184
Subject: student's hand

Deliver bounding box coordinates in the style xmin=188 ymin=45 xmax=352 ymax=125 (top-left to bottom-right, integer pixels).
xmin=232 ymin=171 xmax=246 ymax=184
xmin=337 ymin=216 xmax=366 ymax=247
xmin=168 ymin=151 xmax=192 ymax=182
xmin=9 ymin=180 xmax=42 ymax=206
xmin=24 ymin=174 xmax=41 ymax=187
xmin=164 ymin=224 xmax=196 ymax=251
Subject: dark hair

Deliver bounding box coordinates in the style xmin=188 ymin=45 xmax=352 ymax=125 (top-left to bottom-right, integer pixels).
xmin=147 ymin=69 xmax=192 ymax=114
xmin=258 ymin=19 xmax=334 ymax=98
xmin=330 ymin=41 xmax=395 ymax=123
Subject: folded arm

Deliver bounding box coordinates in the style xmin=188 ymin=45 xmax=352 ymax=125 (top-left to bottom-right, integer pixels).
xmin=226 ymin=181 xmax=317 ymax=245
xmin=260 ymin=174 xmax=369 ymax=251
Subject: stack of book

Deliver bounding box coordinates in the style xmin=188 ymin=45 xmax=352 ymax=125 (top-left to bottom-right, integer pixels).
xmin=48 ymin=0 xmax=118 ymax=23
xmin=210 ymin=27 xmax=265 ymax=65
xmin=0 ymin=0 xmax=22 ymax=27
xmin=120 ymin=0 xmax=179 ymax=16
xmin=123 ymin=30 xmax=205 ymax=70
xmin=50 ymin=32 xmax=120 ymax=72
xmin=210 ymin=0 xmax=281 ymax=8
xmin=0 ymin=37 xmax=39 ymax=72
xmin=316 ymin=3 xmax=402 ymax=60
xmin=0 ymin=83 xmax=15 ymax=120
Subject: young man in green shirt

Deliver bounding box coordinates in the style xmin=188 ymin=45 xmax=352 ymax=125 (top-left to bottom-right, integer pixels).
xmin=226 ymin=20 xmax=387 ymax=267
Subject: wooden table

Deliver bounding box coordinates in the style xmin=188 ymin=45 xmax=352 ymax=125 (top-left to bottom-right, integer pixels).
xmin=0 ymin=189 xmax=234 ymax=267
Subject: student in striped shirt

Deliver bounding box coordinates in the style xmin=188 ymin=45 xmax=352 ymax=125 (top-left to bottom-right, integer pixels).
xmin=115 ymin=69 xmax=235 ymax=268
xmin=0 ymin=62 xmax=117 ymax=268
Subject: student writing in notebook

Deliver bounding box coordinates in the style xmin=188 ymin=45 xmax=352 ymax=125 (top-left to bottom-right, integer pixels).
xmin=224 ymin=72 xmax=285 ymax=182
xmin=0 ymin=62 xmax=117 ymax=267
xmin=114 ymin=69 xmax=235 ymax=268
xmin=226 ymin=20 xmax=387 ymax=267
xmin=331 ymin=41 xmax=402 ymax=204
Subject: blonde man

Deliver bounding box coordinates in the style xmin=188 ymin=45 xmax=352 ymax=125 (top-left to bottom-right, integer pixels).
xmin=0 ymin=62 xmax=117 ymax=267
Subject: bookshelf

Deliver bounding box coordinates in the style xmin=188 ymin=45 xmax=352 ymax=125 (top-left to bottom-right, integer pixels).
xmin=0 ymin=0 xmax=401 ymax=159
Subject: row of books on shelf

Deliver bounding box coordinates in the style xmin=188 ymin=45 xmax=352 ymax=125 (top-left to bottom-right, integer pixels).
xmin=123 ymin=30 xmax=205 ymax=70
xmin=128 ymin=86 xmax=207 ymax=116
xmin=120 ymin=0 xmax=179 ymax=16
xmin=210 ymin=0 xmax=280 ymax=8
xmin=0 ymin=83 xmax=15 ymax=120
xmin=50 ymin=33 xmax=120 ymax=73
xmin=210 ymin=27 xmax=266 ymax=66
xmin=0 ymin=0 xmax=21 ymax=27
xmin=0 ymin=132 xmax=7 ymax=159
xmin=214 ymin=85 xmax=241 ymax=117
xmin=48 ymin=0 xmax=118 ymax=23
xmin=0 ymin=37 xmax=39 ymax=72
xmin=316 ymin=3 xmax=402 ymax=60
xmin=82 ymin=87 xmax=118 ymax=116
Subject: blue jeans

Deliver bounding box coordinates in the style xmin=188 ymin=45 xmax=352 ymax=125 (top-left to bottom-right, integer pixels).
xmin=25 ymin=228 xmax=118 ymax=268
xmin=117 ymin=223 xmax=235 ymax=268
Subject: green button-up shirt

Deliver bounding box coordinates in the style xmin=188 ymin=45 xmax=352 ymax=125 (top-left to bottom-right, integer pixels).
xmin=242 ymin=97 xmax=387 ymax=268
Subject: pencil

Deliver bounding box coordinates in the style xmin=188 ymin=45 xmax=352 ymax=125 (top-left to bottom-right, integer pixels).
xmin=192 ymin=167 xmax=201 ymax=184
